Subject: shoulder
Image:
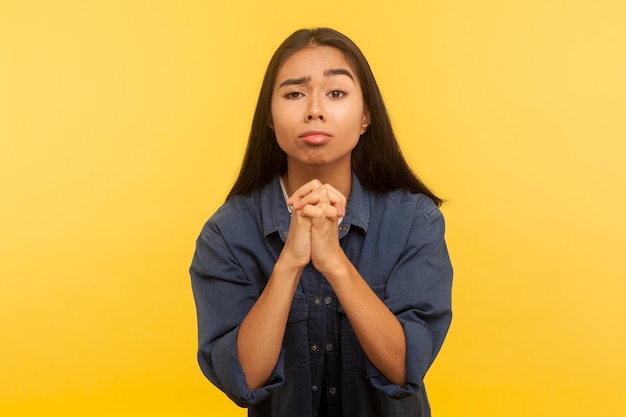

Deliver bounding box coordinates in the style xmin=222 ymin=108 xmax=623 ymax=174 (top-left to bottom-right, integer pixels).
xmin=373 ymin=189 xmax=443 ymax=223
xmin=210 ymin=192 xmax=261 ymax=223
xmin=200 ymin=189 xmax=264 ymax=239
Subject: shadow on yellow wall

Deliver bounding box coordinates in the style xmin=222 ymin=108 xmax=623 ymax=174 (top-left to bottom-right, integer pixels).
xmin=1 ymin=1 xmax=625 ymax=416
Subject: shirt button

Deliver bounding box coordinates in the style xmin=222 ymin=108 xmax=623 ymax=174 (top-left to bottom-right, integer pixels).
xmin=338 ymin=225 xmax=347 ymax=233
xmin=312 ymin=385 xmax=319 ymax=392
xmin=329 ymin=386 xmax=337 ymax=395
xmin=313 ymin=297 xmax=320 ymax=306
xmin=324 ymin=296 xmax=332 ymax=305
xmin=310 ymin=344 xmax=318 ymax=352
xmin=325 ymin=344 xmax=333 ymax=352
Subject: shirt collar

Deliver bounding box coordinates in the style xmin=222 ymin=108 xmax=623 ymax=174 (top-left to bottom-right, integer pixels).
xmin=261 ymin=171 xmax=370 ymax=241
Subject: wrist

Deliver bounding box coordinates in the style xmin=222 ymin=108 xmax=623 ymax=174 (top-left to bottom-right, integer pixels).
xmin=315 ymin=252 xmax=350 ymax=281
xmin=274 ymin=254 xmax=306 ymax=279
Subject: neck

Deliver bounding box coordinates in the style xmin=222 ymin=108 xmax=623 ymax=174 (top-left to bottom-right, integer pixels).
xmin=282 ymin=164 xmax=352 ymax=198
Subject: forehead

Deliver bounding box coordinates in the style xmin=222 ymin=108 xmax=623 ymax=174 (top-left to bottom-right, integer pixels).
xmin=276 ymin=46 xmax=357 ymax=81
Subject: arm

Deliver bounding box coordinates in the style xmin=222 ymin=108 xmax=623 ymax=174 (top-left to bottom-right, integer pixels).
xmin=371 ymin=200 xmax=453 ymax=395
xmin=315 ymin=203 xmax=452 ymax=392
xmin=237 ymin=207 xmax=313 ymax=389
xmin=292 ymin=182 xmax=452 ymax=392
xmin=324 ymin=257 xmax=408 ymax=386
xmin=190 ymin=228 xmax=276 ymax=407
xmin=236 ymin=256 xmax=302 ymax=389
xmin=190 ymin=207 xmax=311 ymax=405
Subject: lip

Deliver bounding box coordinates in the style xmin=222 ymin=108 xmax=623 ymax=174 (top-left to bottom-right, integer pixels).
xmin=299 ymin=130 xmax=332 ymax=145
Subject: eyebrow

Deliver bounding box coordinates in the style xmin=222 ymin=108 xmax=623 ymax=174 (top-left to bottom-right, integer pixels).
xmin=278 ymin=76 xmax=311 ymax=88
xmin=277 ymin=68 xmax=355 ymax=88
xmin=323 ymin=68 xmax=355 ymax=81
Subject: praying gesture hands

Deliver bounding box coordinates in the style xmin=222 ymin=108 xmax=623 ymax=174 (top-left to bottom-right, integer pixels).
xmin=282 ymin=179 xmax=347 ymax=275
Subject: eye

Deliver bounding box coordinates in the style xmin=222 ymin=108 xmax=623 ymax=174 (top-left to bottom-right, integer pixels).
xmin=328 ymin=90 xmax=346 ymax=98
xmin=283 ymin=91 xmax=304 ymax=99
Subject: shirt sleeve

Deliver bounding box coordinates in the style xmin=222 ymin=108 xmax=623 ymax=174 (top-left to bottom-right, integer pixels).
xmin=189 ymin=222 xmax=285 ymax=407
xmin=367 ymin=199 xmax=453 ymax=398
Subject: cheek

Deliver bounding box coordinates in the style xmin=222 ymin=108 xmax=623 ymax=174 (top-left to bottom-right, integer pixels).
xmin=270 ymin=103 xmax=296 ymax=132
xmin=336 ymin=107 xmax=367 ymax=134
xmin=335 ymin=96 xmax=365 ymax=122
xmin=270 ymin=111 xmax=291 ymax=150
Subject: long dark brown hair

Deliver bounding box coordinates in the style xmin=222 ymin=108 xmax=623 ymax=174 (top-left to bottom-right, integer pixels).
xmin=226 ymin=27 xmax=442 ymax=206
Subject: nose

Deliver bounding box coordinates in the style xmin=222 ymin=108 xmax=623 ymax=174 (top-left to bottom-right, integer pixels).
xmin=306 ymin=95 xmax=325 ymax=122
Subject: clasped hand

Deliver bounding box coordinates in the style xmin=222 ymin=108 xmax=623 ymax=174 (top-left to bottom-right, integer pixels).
xmin=281 ymin=179 xmax=347 ymax=274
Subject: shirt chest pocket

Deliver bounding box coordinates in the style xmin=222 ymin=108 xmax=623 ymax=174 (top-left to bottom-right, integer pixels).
xmin=282 ymin=293 xmax=308 ymax=377
xmin=338 ymin=286 xmax=386 ymax=376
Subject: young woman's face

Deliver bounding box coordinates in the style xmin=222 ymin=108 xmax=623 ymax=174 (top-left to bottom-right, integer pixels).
xmin=271 ymin=46 xmax=370 ymax=170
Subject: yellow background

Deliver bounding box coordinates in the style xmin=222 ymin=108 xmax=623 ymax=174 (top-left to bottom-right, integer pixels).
xmin=1 ymin=1 xmax=625 ymax=416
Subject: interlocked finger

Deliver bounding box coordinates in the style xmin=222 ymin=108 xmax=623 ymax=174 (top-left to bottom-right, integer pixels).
xmin=289 ymin=180 xmax=347 ymax=216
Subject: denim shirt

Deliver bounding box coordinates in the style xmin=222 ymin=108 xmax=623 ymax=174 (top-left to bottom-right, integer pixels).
xmin=190 ymin=173 xmax=453 ymax=417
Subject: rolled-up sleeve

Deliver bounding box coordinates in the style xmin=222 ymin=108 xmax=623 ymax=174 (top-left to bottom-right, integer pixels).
xmin=190 ymin=223 xmax=285 ymax=407
xmin=367 ymin=201 xmax=453 ymax=398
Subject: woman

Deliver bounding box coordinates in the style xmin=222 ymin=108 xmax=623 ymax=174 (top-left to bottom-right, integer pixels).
xmin=190 ymin=27 xmax=453 ymax=417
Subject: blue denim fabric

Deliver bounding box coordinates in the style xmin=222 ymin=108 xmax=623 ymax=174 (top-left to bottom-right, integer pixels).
xmin=190 ymin=173 xmax=453 ymax=417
